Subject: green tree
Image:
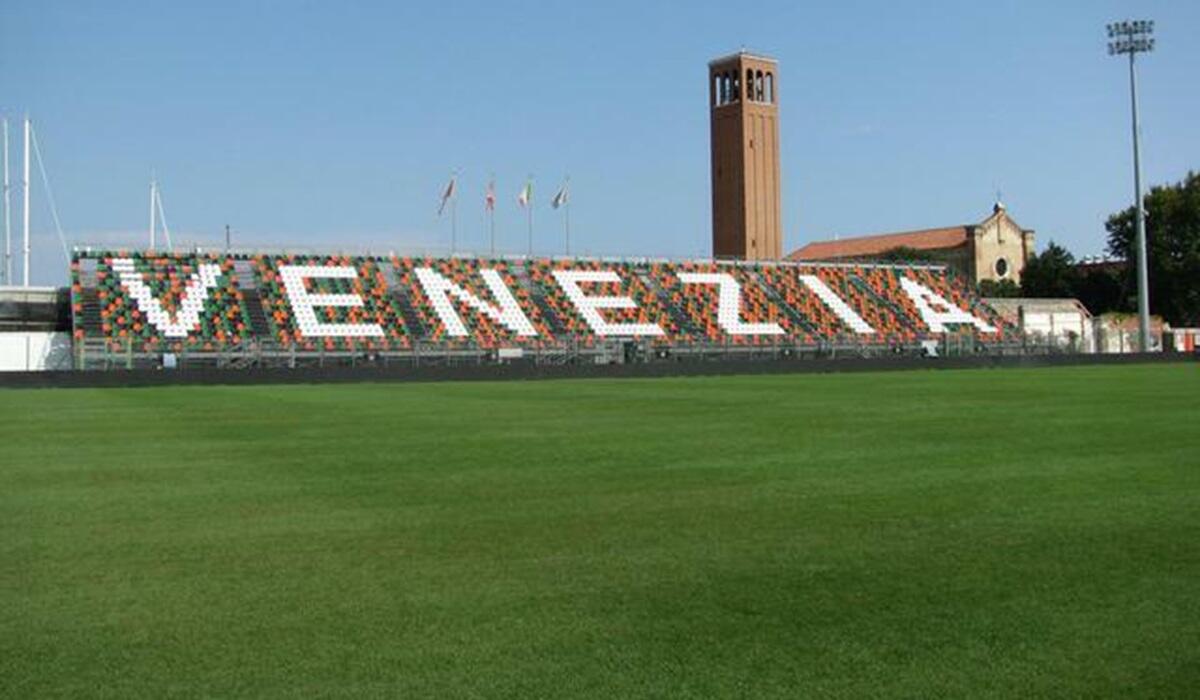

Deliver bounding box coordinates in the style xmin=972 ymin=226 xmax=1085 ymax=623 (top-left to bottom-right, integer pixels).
xmin=978 ymin=278 xmax=1020 ymax=298
xmin=1074 ymin=266 xmax=1131 ymax=316
xmin=1106 ymin=171 xmax=1200 ymax=325
xmin=1020 ymin=242 xmax=1080 ymax=298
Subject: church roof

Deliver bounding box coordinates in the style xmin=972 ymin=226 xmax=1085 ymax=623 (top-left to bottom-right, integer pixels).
xmin=787 ymin=226 xmax=970 ymax=261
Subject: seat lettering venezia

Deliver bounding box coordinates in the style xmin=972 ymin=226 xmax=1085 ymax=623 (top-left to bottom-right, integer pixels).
xmin=70 ymin=251 xmax=1012 ymax=351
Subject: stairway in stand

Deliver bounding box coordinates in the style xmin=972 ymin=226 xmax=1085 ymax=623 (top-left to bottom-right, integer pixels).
xmin=513 ymin=262 xmax=567 ymax=338
xmin=77 ymin=258 xmax=103 ymax=337
xmin=233 ymin=260 xmax=274 ymax=345
xmin=381 ymin=265 xmax=428 ymax=341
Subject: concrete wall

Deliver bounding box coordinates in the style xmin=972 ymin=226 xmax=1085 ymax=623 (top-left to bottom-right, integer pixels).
xmin=1022 ymin=310 xmax=1094 ymax=353
xmin=0 ymin=332 xmax=73 ymax=372
xmin=0 ymin=352 xmax=1190 ymax=390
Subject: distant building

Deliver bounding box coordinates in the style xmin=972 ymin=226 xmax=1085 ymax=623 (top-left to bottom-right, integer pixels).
xmin=0 ymin=286 xmax=72 ymax=371
xmin=709 ymin=51 xmax=782 ymax=261
xmin=985 ymin=297 xmax=1094 ymax=352
xmin=1094 ymin=313 xmax=1166 ymax=353
xmin=1075 ymin=256 xmax=1127 ymax=276
xmin=1169 ymin=328 xmax=1200 ymax=353
xmin=788 ymin=203 xmax=1036 ymax=285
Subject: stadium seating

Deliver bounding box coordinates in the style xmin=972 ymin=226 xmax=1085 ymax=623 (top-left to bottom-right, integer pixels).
xmin=654 ymin=261 xmax=798 ymax=344
xmin=253 ymin=253 xmax=409 ymax=351
xmin=900 ymin=266 xmax=1010 ymax=336
xmin=74 ymin=251 xmax=251 ymax=352
xmin=392 ymin=256 xmax=554 ymax=348
xmin=70 ymin=250 xmax=1013 ymax=352
xmin=526 ymin=258 xmax=675 ymax=345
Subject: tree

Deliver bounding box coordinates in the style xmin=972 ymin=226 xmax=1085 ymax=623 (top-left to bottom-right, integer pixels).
xmin=978 ymin=279 xmax=1020 ymax=298
xmin=1074 ymin=266 xmax=1131 ymax=316
xmin=1020 ymin=242 xmax=1080 ymax=298
xmin=1106 ymin=171 xmax=1200 ymax=326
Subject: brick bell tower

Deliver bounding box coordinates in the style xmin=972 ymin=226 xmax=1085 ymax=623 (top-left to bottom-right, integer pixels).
xmin=709 ymin=51 xmax=782 ymax=260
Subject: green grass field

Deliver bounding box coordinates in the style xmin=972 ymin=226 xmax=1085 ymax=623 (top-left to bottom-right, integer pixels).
xmin=2 ymin=364 xmax=1198 ymax=698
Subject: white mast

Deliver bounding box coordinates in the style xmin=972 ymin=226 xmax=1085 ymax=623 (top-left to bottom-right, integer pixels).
xmin=149 ymin=175 xmax=157 ymax=249
xmin=154 ymin=180 xmax=173 ymax=252
xmin=22 ymin=116 xmax=31 ymax=287
xmin=2 ymin=118 xmax=11 ymax=286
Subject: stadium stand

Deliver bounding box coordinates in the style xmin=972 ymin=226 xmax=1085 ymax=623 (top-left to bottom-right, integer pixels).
xmin=392 ymin=256 xmax=552 ymax=348
xmin=526 ymin=258 xmax=676 ymax=346
xmin=252 ymin=253 xmax=409 ymax=351
xmin=72 ymin=251 xmax=251 ymax=352
xmin=69 ymin=251 xmax=1015 ymax=360
xmin=654 ymin=262 xmax=798 ymax=344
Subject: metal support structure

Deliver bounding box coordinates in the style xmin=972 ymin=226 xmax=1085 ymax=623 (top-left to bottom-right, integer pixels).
xmin=1108 ymin=20 xmax=1155 ymax=351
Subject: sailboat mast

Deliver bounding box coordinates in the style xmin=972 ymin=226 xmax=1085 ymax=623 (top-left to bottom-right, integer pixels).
xmin=22 ymin=116 xmax=30 ymax=287
xmin=2 ymin=118 xmax=10 ymax=286
xmin=149 ymin=176 xmax=157 ymax=249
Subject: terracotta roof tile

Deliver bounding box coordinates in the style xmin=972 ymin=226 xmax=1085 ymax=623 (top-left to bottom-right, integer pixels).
xmin=787 ymin=226 xmax=969 ymax=261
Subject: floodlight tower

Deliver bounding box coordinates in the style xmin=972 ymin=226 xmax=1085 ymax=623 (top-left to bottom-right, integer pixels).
xmin=1107 ymin=20 xmax=1155 ymax=352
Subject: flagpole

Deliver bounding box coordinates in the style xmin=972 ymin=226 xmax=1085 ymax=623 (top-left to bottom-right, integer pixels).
xmin=487 ymin=175 xmax=496 ymax=257
xmin=439 ymin=173 xmax=457 ymax=254
xmin=525 ymin=177 xmax=533 ymax=256
xmin=565 ymin=199 xmax=570 ymax=256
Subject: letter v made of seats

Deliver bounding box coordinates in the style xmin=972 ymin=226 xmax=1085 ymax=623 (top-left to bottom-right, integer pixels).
xmin=111 ymin=258 xmax=224 ymax=338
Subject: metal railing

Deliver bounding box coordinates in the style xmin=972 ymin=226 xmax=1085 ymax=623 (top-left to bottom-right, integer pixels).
xmin=72 ymin=331 xmax=1109 ymax=373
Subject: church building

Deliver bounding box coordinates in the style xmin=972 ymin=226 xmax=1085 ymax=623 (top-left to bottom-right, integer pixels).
xmin=786 ymin=203 xmax=1036 ymax=285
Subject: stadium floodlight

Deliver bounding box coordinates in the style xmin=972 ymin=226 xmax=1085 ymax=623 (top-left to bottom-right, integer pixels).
xmin=1106 ymin=18 xmax=1155 ymax=352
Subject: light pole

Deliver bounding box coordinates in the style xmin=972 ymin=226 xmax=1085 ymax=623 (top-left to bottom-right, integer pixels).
xmin=1107 ymin=20 xmax=1155 ymax=352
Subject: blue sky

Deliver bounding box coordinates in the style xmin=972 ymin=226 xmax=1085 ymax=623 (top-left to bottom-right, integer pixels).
xmin=1 ymin=0 xmax=1197 ymax=285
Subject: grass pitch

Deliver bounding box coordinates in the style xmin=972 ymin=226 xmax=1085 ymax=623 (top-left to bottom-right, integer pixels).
xmin=2 ymin=364 xmax=1198 ymax=698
